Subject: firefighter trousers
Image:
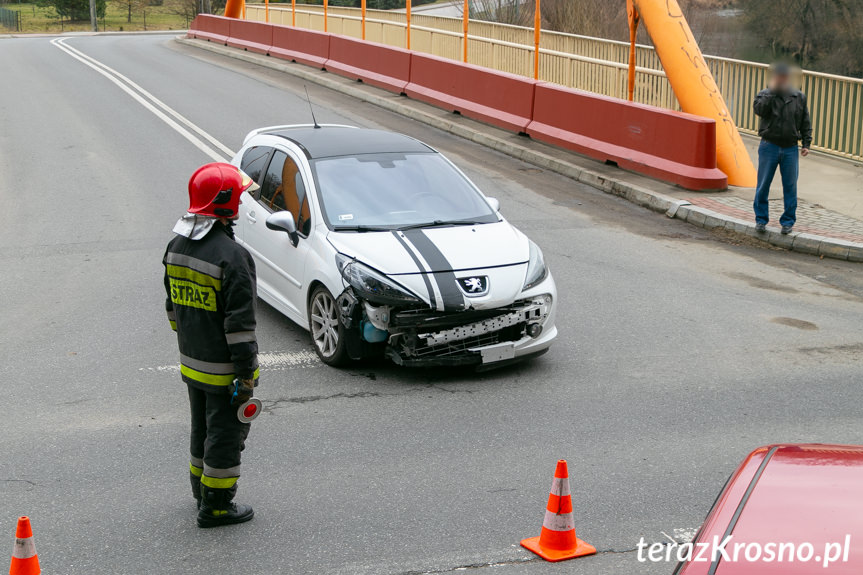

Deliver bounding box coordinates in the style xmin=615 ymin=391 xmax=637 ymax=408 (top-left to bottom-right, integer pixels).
xmin=187 ymin=384 xmax=251 ymax=493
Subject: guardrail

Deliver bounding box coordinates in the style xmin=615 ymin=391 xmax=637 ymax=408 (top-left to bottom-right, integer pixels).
xmin=244 ymin=4 xmax=863 ymax=162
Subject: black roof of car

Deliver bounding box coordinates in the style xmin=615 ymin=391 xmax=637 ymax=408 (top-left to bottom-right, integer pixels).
xmin=269 ymin=126 xmax=435 ymax=159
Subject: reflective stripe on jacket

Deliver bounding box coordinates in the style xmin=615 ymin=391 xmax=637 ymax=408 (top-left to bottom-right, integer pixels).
xmin=163 ymin=222 xmax=259 ymax=392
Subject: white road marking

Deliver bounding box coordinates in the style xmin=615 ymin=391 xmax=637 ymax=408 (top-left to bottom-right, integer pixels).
xmin=141 ymin=350 xmax=321 ymax=374
xmin=50 ymin=41 xmax=325 ymax=375
xmin=50 ymin=37 xmax=235 ymax=162
xmin=256 ymin=350 xmax=321 ymax=370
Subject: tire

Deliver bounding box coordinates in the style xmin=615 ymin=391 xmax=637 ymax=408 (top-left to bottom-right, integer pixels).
xmin=308 ymin=285 xmax=350 ymax=367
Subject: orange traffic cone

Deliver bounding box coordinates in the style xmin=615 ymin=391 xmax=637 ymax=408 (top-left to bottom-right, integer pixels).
xmin=9 ymin=517 xmax=40 ymax=575
xmin=520 ymin=460 xmax=596 ymax=562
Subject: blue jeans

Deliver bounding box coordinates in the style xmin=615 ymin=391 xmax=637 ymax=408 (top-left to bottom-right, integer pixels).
xmin=754 ymin=140 xmax=799 ymax=227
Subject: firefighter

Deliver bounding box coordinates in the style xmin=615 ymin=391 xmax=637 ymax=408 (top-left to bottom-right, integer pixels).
xmin=163 ymin=163 xmax=260 ymax=528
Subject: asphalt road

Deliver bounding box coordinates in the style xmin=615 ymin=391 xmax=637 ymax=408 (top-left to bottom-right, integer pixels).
xmin=1 ymin=33 xmax=862 ymax=575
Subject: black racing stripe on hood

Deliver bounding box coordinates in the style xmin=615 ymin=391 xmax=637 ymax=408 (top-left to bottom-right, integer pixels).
xmin=392 ymin=231 xmax=437 ymax=310
xmin=401 ymin=229 xmax=465 ymax=312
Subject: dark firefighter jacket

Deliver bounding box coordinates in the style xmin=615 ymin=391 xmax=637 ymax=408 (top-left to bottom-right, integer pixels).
xmin=163 ymin=222 xmax=259 ymax=393
xmin=753 ymin=89 xmax=813 ymax=149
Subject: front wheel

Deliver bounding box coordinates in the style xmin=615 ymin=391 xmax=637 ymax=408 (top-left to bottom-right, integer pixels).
xmin=308 ymin=285 xmax=349 ymax=367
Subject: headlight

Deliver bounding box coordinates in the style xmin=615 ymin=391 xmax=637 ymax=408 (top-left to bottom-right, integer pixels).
xmin=337 ymin=255 xmax=423 ymax=305
xmin=522 ymin=241 xmax=548 ymax=291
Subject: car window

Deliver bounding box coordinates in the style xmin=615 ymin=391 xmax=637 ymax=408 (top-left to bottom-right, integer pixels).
xmin=258 ymin=150 xmax=312 ymax=236
xmin=240 ymin=146 xmax=271 ymax=186
xmin=311 ymin=153 xmax=497 ymax=229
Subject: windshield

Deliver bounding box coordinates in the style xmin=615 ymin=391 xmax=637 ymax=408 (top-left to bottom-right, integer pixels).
xmin=311 ymin=153 xmax=499 ymax=230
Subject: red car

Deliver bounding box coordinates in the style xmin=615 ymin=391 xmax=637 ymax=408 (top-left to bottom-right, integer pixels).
xmin=674 ymin=444 xmax=863 ymax=574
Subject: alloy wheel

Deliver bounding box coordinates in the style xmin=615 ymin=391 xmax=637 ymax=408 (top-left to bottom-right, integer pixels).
xmin=310 ymin=290 xmax=340 ymax=358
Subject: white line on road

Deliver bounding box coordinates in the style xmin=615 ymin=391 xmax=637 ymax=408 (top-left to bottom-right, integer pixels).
xmin=50 ymin=37 xmax=235 ymax=162
xmin=256 ymin=350 xmax=322 ymax=370
xmin=140 ymin=350 xmax=322 ymax=374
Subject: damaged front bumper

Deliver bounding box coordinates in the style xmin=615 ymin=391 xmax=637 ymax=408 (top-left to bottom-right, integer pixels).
xmin=336 ymin=290 xmax=557 ymax=367
xmin=336 ymin=260 xmax=558 ymax=367
xmin=390 ymin=294 xmax=555 ymax=367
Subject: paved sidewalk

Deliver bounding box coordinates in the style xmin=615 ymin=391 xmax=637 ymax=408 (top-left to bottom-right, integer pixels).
xmin=687 ymin=196 xmax=863 ymax=244
xmin=678 ymin=137 xmax=863 ymax=258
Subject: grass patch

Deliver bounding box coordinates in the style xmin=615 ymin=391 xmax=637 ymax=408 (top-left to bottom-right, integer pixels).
xmin=1 ymin=1 xmax=190 ymax=33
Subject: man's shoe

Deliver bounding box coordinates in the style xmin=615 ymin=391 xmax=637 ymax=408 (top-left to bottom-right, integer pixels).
xmin=197 ymin=501 xmax=254 ymax=528
xmin=781 ymin=225 xmax=793 ymax=235
xmin=755 ymin=223 xmax=767 ymax=233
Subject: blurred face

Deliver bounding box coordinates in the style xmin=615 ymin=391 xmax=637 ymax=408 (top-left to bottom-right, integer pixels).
xmin=773 ymin=72 xmax=792 ymax=91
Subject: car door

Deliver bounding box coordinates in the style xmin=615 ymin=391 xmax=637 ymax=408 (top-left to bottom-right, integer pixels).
xmin=242 ymin=147 xmax=313 ymax=324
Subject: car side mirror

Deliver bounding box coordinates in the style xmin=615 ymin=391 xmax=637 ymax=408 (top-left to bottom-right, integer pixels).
xmin=486 ymin=197 xmax=500 ymax=212
xmin=266 ymin=211 xmax=299 ymax=247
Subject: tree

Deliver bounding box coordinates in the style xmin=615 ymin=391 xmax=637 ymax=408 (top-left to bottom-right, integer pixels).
xmin=37 ymin=0 xmax=105 ymax=21
xmin=164 ymin=0 xmax=199 ymax=26
xmin=467 ymin=0 xmax=531 ymax=25
xmin=739 ymin=0 xmax=863 ymax=75
xmin=113 ymin=0 xmax=135 ymax=22
xmin=461 ymin=0 xmax=715 ymax=43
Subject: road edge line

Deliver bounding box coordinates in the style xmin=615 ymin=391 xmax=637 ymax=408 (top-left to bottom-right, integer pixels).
xmin=53 ymin=37 xmax=228 ymax=163
xmin=56 ymin=37 xmax=235 ymax=158
xmin=175 ymin=36 xmax=863 ymax=263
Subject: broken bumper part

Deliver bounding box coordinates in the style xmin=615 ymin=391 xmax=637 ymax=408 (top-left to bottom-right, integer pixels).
xmin=387 ymin=295 xmax=555 ymax=367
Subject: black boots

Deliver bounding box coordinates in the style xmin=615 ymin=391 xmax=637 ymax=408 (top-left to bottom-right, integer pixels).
xmin=197 ymin=484 xmax=254 ymax=528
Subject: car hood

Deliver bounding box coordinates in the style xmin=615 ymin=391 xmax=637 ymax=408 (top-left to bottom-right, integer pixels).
xmin=327 ymin=221 xmax=529 ymax=275
xmin=327 ymin=221 xmax=532 ymax=311
xmin=683 ymin=444 xmax=863 ymax=575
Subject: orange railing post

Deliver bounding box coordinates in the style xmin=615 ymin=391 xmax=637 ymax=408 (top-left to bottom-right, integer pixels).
xmin=406 ymin=0 xmax=411 ymax=49
xmin=462 ymin=0 xmax=469 ymax=62
xmin=291 ymin=0 xmax=296 ymax=26
xmin=533 ymin=0 xmax=541 ymax=80
xmin=324 ymin=0 xmax=328 ymax=32
xmin=361 ymin=0 xmax=366 ymax=39
xmin=626 ymin=0 xmax=639 ymax=101
xmin=264 ymin=0 xmax=269 ymax=23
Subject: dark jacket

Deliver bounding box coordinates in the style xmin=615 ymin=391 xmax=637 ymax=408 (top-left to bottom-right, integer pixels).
xmin=163 ymin=222 xmax=258 ymax=393
xmin=753 ymin=89 xmax=813 ymax=149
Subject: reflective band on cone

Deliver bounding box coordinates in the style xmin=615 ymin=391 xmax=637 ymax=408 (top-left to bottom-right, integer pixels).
xmin=520 ymin=460 xmax=596 ymax=562
xmin=9 ymin=516 xmax=41 ymax=575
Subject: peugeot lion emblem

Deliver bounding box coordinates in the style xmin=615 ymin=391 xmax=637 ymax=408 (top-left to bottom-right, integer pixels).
xmin=458 ymin=276 xmax=489 ymax=297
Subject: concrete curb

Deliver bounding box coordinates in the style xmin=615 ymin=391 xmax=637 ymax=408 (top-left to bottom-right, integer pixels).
xmin=177 ymin=37 xmax=863 ymax=263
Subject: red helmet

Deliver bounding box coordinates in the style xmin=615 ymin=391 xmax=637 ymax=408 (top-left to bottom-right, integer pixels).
xmin=187 ymin=163 xmax=258 ymax=218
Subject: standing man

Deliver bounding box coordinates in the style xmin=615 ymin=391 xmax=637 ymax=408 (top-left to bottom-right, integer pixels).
xmin=163 ymin=163 xmax=260 ymax=528
xmin=753 ymin=62 xmax=812 ymax=235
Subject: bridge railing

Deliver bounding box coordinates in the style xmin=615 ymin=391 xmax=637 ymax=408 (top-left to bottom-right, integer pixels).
xmin=245 ymin=3 xmax=863 ymax=161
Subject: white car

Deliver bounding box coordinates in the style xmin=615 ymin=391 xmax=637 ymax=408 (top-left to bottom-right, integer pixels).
xmin=231 ymin=125 xmax=557 ymax=369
